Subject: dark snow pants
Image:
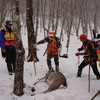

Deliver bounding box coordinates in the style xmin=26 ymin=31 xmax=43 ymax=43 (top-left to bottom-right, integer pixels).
xmin=47 ymin=53 xmax=59 ymax=69
xmin=78 ymin=59 xmax=100 ymax=76
xmin=5 ymin=46 xmax=16 ymax=72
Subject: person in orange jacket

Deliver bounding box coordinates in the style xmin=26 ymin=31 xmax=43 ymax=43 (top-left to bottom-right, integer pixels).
xmin=0 ymin=20 xmax=16 ymax=75
xmin=34 ymin=31 xmax=62 ymax=72
xmin=75 ymin=34 xmax=100 ymax=80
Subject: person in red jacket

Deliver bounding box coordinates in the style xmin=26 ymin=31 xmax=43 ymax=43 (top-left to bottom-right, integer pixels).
xmin=75 ymin=34 xmax=100 ymax=80
xmin=0 ymin=20 xmax=16 ymax=75
xmin=34 ymin=31 xmax=62 ymax=72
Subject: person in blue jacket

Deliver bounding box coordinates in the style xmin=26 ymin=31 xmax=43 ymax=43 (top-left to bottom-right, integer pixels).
xmin=0 ymin=20 xmax=16 ymax=75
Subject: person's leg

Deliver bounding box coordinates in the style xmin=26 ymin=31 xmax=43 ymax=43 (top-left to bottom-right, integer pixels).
xmin=54 ymin=54 xmax=59 ymax=72
xmin=47 ymin=54 xmax=52 ymax=70
xmin=5 ymin=47 xmax=13 ymax=75
xmin=77 ymin=60 xmax=88 ymax=77
xmin=11 ymin=47 xmax=16 ymax=72
xmin=90 ymin=59 xmax=100 ymax=79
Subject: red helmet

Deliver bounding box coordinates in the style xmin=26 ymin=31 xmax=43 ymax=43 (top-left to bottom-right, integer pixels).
xmin=79 ymin=34 xmax=87 ymax=41
xmin=49 ymin=31 xmax=55 ymax=36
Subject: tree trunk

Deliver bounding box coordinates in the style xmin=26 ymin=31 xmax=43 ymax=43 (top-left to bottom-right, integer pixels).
xmin=26 ymin=0 xmax=39 ymax=62
xmin=41 ymin=0 xmax=46 ymax=37
xmin=12 ymin=0 xmax=25 ymax=96
xmin=54 ymin=0 xmax=60 ymax=34
xmin=66 ymin=0 xmax=74 ymax=52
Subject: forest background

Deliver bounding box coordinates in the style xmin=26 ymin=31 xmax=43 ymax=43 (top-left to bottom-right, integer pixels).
xmin=0 ymin=0 xmax=100 ymax=97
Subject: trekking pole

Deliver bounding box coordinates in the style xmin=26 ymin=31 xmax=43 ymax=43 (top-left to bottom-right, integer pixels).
xmin=32 ymin=53 xmax=37 ymax=76
xmin=32 ymin=45 xmax=37 ymax=76
xmin=88 ymin=53 xmax=91 ymax=92
xmin=88 ymin=61 xmax=90 ymax=92
xmin=78 ymin=56 xmax=80 ymax=65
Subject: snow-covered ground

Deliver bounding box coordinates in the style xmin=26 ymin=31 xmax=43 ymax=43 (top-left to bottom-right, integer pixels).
xmin=0 ymin=32 xmax=100 ymax=100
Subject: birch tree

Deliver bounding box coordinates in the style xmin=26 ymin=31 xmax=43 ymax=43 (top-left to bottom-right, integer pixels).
xmin=12 ymin=0 xmax=25 ymax=96
xmin=0 ymin=0 xmax=10 ymax=27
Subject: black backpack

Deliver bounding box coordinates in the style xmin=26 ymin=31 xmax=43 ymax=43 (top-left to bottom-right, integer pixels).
xmin=90 ymin=40 xmax=98 ymax=50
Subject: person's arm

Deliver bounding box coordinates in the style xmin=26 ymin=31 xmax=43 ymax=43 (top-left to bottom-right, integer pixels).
xmin=36 ymin=37 xmax=49 ymax=45
xmin=56 ymin=37 xmax=62 ymax=49
xmin=79 ymin=43 xmax=92 ymax=55
xmin=79 ymin=50 xmax=89 ymax=55
xmin=78 ymin=46 xmax=83 ymax=51
xmin=0 ymin=31 xmax=5 ymax=49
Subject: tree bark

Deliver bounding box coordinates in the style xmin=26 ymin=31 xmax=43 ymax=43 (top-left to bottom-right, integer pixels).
xmin=26 ymin=0 xmax=39 ymax=62
xmin=12 ymin=0 xmax=25 ymax=96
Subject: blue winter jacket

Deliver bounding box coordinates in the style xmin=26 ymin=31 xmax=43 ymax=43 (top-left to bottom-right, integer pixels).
xmin=0 ymin=31 xmax=5 ymax=49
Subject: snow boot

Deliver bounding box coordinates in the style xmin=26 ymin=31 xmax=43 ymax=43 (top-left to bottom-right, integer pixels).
xmin=48 ymin=66 xmax=52 ymax=70
xmin=77 ymin=71 xmax=82 ymax=77
xmin=9 ymin=72 xmax=13 ymax=75
xmin=55 ymin=66 xmax=59 ymax=72
xmin=97 ymin=76 xmax=100 ymax=80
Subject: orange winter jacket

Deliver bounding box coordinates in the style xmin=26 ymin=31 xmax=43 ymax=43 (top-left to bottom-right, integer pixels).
xmin=36 ymin=36 xmax=62 ymax=56
xmin=47 ymin=38 xmax=58 ymax=55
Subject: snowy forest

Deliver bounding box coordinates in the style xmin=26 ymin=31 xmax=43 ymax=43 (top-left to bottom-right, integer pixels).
xmin=0 ymin=0 xmax=100 ymax=97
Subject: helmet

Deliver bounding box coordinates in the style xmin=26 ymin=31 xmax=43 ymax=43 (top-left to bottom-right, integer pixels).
xmin=49 ymin=31 xmax=55 ymax=36
xmin=5 ymin=20 xmax=12 ymax=25
xmin=79 ymin=34 xmax=87 ymax=41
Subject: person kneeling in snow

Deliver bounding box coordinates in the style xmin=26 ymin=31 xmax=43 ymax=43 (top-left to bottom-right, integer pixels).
xmin=34 ymin=31 xmax=62 ymax=72
xmin=75 ymin=34 xmax=100 ymax=80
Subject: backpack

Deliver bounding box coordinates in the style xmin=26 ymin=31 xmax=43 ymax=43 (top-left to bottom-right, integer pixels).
xmin=90 ymin=40 xmax=100 ymax=67
xmin=90 ymin=40 xmax=98 ymax=50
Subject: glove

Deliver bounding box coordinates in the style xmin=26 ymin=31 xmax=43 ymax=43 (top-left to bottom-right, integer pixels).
xmin=33 ymin=44 xmax=37 ymax=48
xmin=75 ymin=52 xmax=80 ymax=56
xmin=77 ymin=48 xmax=80 ymax=51
xmin=58 ymin=48 xmax=62 ymax=53
xmin=1 ymin=50 xmax=6 ymax=58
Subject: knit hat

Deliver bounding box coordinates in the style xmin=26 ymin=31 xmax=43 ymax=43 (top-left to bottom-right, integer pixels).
xmin=49 ymin=31 xmax=55 ymax=36
xmin=5 ymin=20 xmax=12 ymax=25
xmin=79 ymin=34 xmax=87 ymax=41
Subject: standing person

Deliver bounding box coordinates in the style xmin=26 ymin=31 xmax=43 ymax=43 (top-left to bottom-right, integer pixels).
xmin=34 ymin=31 xmax=62 ymax=72
xmin=0 ymin=20 xmax=16 ymax=75
xmin=75 ymin=34 xmax=100 ymax=80
xmin=94 ymin=33 xmax=100 ymax=67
